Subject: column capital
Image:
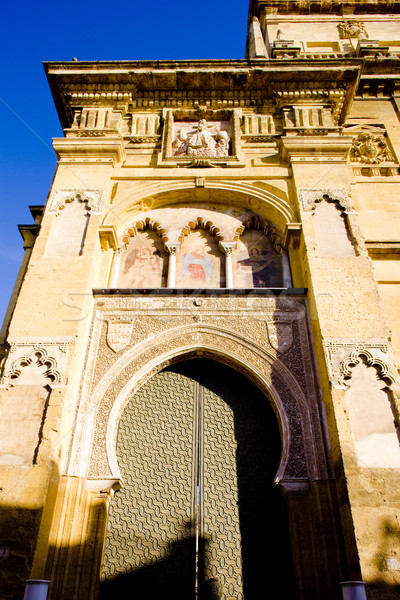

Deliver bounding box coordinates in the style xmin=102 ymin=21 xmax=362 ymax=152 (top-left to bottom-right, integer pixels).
xmin=219 ymin=242 xmax=237 ymax=255
xmin=164 ymin=242 xmax=181 ymax=255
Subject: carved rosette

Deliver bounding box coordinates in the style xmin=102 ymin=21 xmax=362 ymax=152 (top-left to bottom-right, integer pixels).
xmin=350 ymin=133 xmax=394 ymax=165
xmin=48 ymin=189 xmax=103 ymax=215
xmin=298 ymin=188 xmax=354 ymax=213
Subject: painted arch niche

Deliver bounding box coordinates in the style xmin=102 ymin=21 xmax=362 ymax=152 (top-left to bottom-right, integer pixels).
xmin=112 ymin=219 xmax=289 ymax=289
xmin=100 ymin=358 xmax=294 ymax=600
xmin=117 ymin=230 xmax=168 ymax=288
xmin=176 ymin=229 xmax=223 ymax=288
xmin=233 ymin=230 xmax=286 ymax=288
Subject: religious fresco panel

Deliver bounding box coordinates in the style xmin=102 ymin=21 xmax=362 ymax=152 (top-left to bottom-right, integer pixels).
xmin=117 ymin=231 xmax=168 ymax=288
xmin=176 ymin=230 xmax=223 ymax=288
xmin=233 ymin=230 xmax=284 ymax=288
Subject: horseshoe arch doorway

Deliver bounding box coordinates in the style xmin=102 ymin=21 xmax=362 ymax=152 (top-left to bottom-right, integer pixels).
xmin=100 ymin=358 xmax=295 ymax=600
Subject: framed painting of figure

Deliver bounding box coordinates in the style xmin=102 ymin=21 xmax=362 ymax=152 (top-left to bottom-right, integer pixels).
xmin=117 ymin=231 xmax=168 ymax=288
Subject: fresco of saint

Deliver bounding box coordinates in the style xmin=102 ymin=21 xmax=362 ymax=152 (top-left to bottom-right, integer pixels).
xmin=118 ymin=232 xmax=167 ymax=288
xmin=234 ymin=231 xmax=283 ymax=288
xmin=176 ymin=230 xmax=222 ymax=288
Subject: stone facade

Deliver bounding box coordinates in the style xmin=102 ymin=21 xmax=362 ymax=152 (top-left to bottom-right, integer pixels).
xmin=1 ymin=1 xmax=400 ymax=599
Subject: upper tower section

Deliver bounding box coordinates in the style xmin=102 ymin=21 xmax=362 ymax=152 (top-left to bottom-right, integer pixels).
xmin=246 ymin=0 xmax=400 ymax=59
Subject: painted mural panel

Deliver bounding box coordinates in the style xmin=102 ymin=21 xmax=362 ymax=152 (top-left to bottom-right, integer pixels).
xmin=233 ymin=230 xmax=283 ymax=288
xmin=117 ymin=231 xmax=167 ymax=288
xmin=176 ymin=230 xmax=223 ymax=288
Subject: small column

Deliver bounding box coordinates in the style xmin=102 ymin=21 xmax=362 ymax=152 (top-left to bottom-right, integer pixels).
xmin=282 ymin=253 xmax=292 ymax=288
xmin=220 ymin=242 xmax=236 ymax=289
xmin=165 ymin=243 xmax=180 ymax=288
xmin=108 ymin=248 xmax=123 ymax=288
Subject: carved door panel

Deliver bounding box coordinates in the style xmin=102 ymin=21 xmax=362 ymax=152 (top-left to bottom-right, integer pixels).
xmin=100 ymin=359 xmax=290 ymax=600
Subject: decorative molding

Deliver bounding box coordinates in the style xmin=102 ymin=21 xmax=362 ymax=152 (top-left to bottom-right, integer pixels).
xmin=242 ymin=135 xmax=277 ymax=143
xmin=48 ymin=189 xmax=103 ymax=215
xmin=298 ymin=188 xmax=354 ymax=214
xmin=66 ymin=129 xmax=117 ymax=138
xmin=128 ymin=136 xmax=160 ymax=144
xmin=323 ymin=341 xmax=396 ymax=389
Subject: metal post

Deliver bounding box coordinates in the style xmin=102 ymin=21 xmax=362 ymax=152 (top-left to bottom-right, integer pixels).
xmin=340 ymin=581 xmax=367 ymax=600
xmin=23 ymin=580 xmax=50 ymax=600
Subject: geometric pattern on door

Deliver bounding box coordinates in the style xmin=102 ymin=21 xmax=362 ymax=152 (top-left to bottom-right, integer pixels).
xmin=100 ymin=359 xmax=291 ymax=600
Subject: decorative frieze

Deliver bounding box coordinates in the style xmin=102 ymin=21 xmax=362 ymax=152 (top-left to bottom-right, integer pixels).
xmin=68 ymin=107 xmax=127 ymax=136
xmin=242 ymin=114 xmax=275 ymax=136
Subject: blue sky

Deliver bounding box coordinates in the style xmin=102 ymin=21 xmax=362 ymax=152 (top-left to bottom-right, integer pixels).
xmin=0 ymin=0 xmax=249 ymax=326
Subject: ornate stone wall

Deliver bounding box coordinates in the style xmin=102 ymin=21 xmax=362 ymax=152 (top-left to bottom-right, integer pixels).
xmin=67 ymin=293 xmax=331 ymax=488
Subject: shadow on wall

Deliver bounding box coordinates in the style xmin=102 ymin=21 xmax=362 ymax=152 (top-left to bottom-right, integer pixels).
xmin=370 ymin=518 xmax=400 ymax=600
xmin=100 ymin=521 xmax=202 ymax=600
xmin=0 ymin=505 xmax=42 ymax=600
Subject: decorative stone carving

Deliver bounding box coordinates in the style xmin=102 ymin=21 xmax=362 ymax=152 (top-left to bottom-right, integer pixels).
xmin=338 ymin=21 xmax=368 ymax=40
xmin=172 ymin=119 xmax=230 ymax=158
xmin=323 ymin=341 xmax=396 ymax=389
xmin=67 ymin=295 xmax=329 ymax=487
xmin=350 ymin=133 xmax=394 ymax=164
xmin=241 ymin=114 xmax=275 ymax=136
xmin=339 ymin=346 xmax=396 ymax=386
xmin=298 ymin=188 xmax=354 ymax=214
xmin=1 ymin=341 xmax=71 ymax=386
xmin=266 ymin=320 xmax=293 ymax=353
xmin=158 ymin=108 xmax=244 ymax=168
xmin=331 ymin=346 xmax=400 ymax=469
xmin=106 ymin=320 xmax=134 ymax=353
xmin=48 ymin=189 xmax=103 ymax=215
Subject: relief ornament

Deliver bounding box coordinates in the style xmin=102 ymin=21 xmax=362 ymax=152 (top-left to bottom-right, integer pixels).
xmin=338 ymin=21 xmax=368 ymax=40
xmin=172 ymin=119 xmax=230 ymax=158
xmin=106 ymin=320 xmax=134 ymax=353
xmin=350 ymin=133 xmax=393 ymax=164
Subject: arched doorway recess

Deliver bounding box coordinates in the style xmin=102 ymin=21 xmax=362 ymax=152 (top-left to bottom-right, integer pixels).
xmin=100 ymin=358 xmax=295 ymax=600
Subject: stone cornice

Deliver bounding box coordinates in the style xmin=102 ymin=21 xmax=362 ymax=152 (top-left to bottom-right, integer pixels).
xmin=249 ymin=0 xmax=400 ymax=17
xmin=44 ymin=60 xmax=361 ymax=129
